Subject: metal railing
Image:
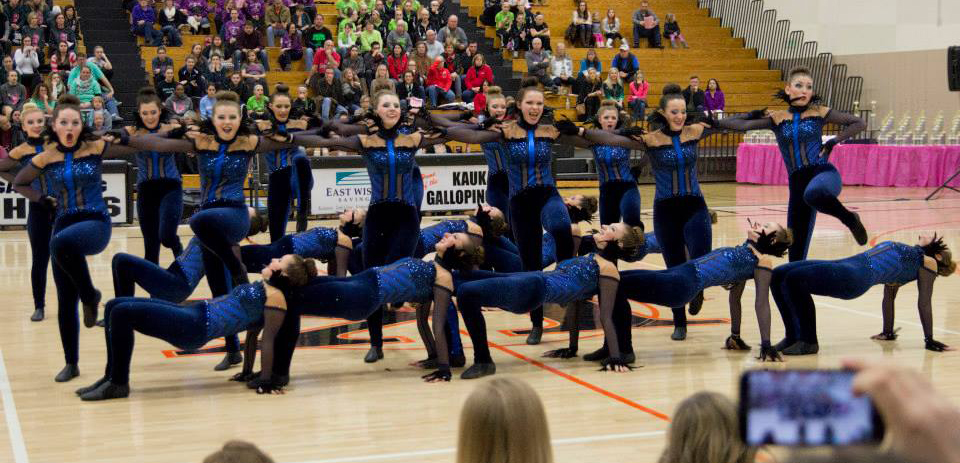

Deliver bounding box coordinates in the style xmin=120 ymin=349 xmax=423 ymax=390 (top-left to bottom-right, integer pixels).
xmin=697 ymin=0 xmax=864 ymax=113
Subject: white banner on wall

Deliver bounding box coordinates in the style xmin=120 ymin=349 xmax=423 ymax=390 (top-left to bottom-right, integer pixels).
xmin=0 ymin=173 xmax=129 ymax=225
xmin=311 ymin=162 xmax=488 ymax=214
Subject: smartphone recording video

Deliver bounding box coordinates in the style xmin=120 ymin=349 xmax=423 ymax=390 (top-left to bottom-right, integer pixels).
xmin=740 ymin=370 xmax=883 ymax=446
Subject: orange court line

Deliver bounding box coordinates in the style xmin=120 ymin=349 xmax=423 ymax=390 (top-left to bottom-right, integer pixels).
xmin=486 ymin=340 xmax=671 ymax=422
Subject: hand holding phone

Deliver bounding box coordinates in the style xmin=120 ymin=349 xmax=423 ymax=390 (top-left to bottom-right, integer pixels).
xmin=409 ymin=97 xmax=423 ymax=109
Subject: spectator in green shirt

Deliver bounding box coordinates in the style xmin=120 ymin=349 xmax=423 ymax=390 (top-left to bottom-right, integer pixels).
xmin=359 ymin=20 xmax=383 ymax=52
xmin=336 ymin=0 xmax=358 ymax=19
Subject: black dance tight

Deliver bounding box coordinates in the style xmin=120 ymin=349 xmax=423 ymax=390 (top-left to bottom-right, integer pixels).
xmin=653 ymin=196 xmax=712 ymax=328
xmin=26 ymin=201 xmax=54 ymax=311
xmin=267 ymin=156 xmax=313 ymax=242
xmin=136 ymin=179 xmax=184 ymax=264
xmin=787 ymin=164 xmax=856 ymax=261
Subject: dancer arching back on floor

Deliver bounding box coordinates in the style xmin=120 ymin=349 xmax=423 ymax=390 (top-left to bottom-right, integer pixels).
xmin=453 ymin=222 xmax=645 ymax=380
xmin=715 ymin=66 xmax=867 ymax=261
xmin=0 ymin=103 xmax=52 ymax=322
xmin=771 ymin=235 xmax=955 ymax=356
xmin=617 ymin=221 xmax=793 ymax=361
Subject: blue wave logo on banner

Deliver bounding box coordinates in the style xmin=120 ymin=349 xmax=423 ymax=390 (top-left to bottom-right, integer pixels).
xmin=336 ymin=171 xmax=371 ymax=186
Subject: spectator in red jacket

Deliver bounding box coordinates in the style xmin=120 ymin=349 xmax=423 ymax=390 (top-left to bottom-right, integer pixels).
xmin=386 ymin=43 xmax=408 ymax=80
xmin=426 ymin=55 xmax=454 ymax=107
xmin=312 ymin=39 xmax=341 ymax=78
xmin=461 ymin=53 xmax=493 ymax=104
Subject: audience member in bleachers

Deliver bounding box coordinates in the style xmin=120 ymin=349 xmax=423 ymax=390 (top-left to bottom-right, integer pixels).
xmin=220 ymin=69 xmax=245 ymax=99
xmin=437 ymin=14 xmax=467 ymax=51
xmin=601 ymin=8 xmax=621 ymax=49
xmin=548 ymin=41 xmax=575 ymax=95
xmin=529 ymin=13 xmax=550 ymax=51
xmin=90 ymin=109 xmax=112 ymax=131
xmin=303 ymin=13 xmax=334 ymax=67
xmin=199 ymin=82 xmax=216 ymax=119
xmin=358 ymin=20 xmax=382 ymax=54
xmin=341 ymin=45 xmax=366 ymax=78
xmin=29 ymin=82 xmax=53 ymax=115
xmin=291 ymin=5 xmax=311 ymax=31
xmin=164 ymin=83 xmax=196 ymax=119
xmin=21 ymin=13 xmax=46 ymax=59
xmin=422 ymin=28 xmax=442 ymax=59
xmin=524 ymin=37 xmax=550 ymax=86
xmin=611 ymin=44 xmax=638 ymax=81
xmin=13 ymin=35 xmax=39 ymax=89
xmin=205 ymin=53 xmax=228 ymax=87
xmin=657 ymin=391 xmax=755 ymax=463
xmin=632 ymin=0 xmax=662 ymax=49
xmin=577 ymin=66 xmax=602 ymax=122
xmin=335 ymin=0 xmax=356 ymax=19
xmin=578 ymin=47 xmax=601 ymax=77
xmin=265 ymin=0 xmax=291 ymax=47
xmin=178 ymin=56 xmax=205 ymax=99
xmin=156 ymin=0 xmax=186 ymax=47
xmin=363 ymin=42 xmax=387 ymax=84
xmin=461 ymin=52 xmax=492 ymax=103
xmin=180 ymin=0 xmax=212 ymax=35
xmin=240 ymin=49 xmax=268 ymax=89
xmin=456 ymin=377 xmax=553 ymax=463
xmin=62 ymin=5 xmax=82 ymax=40
xmin=278 ymin=22 xmax=304 ymax=71
xmin=221 ymin=8 xmax=247 ymax=45
xmin=48 ymin=71 xmax=64 ymax=100
xmin=48 ymin=13 xmax=77 ymax=50
xmin=49 ymin=41 xmax=77 ymax=74
xmin=567 ymin=2 xmax=592 ymax=47
xmin=246 ymin=82 xmax=268 ymax=117
xmin=290 ymin=84 xmax=316 ymax=118
xmin=410 ymin=41 xmax=431 ymax=76
xmin=70 ymin=61 xmax=120 ymax=118
xmin=396 ymin=68 xmax=424 ymax=102
xmin=704 ymin=78 xmax=724 ymax=112
xmin=427 ymin=0 xmax=446 ymax=31
xmin=151 ymin=46 xmax=174 ymax=81
xmin=1 ymin=57 xmax=16 ymax=80
xmin=130 ymin=0 xmax=160 ymax=46
xmin=245 ymin=0 xmax=266 ymax=30
xmin=340 ymin=67 xmax=364 ymax=113
xmin=440 ymin=41 xmax=459 ymax=95
xmin=627 ymin=70 xmax=648 ymax=121
xmin=0 ymin=71 xmax=27 ymax=110
xmin=683 ymin=75 xmax=705 ymax=113
xmin=0 ymin=113 xmax=18 ymax=151
xmin=410 ymin=8 xmax=430 ymax=42
xmin=602 ymin=67 xmax=623 ymax=108
xmin=314 ymin=67 xmax=346 ymax=119
xmin=203 ymin=36 xmax=233 ymax=69
xmin=426 ymin=54 xmax=454 ymax=107
xmin=338 ymin=22 xmax=359 ymax=55
xmin=494 ymin=2 xmax=513 ymax=47
xmin=87 ymin=46 xmax=114 ymax=80
xmin=503 ymin=12 xmax=526 ymax=57
xmin=234 ymin=21 xmax=270 ymax=71
xmin=386 ymin=20 xmax=413 ymax=53
xmin=663 ymin=13 xmax=688 ymax=49
xmin=68 ymin=65 xmax=100 ymax=108
xmin=386 ymin=43 xmax=407 ymax=80
xmin=203 ymin=440 xmax=274 ymax=463
xmin=312 ymin=39 xmax=341 ymax=79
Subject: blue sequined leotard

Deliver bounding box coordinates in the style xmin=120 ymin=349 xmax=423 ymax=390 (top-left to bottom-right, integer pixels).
xmin=592 ymin=144 xmax=635 ymax=184
xmin=498 ymin=121 xmax=561 ymax=196
xmin=692 ymin=241 xmax=759 ymax=289
xmin=419 ymin=220 xmax=469 ymax=255
xmin=859 ymin=241 xmax=925 ymax=286
xmin=542 ymin=255 xmax=601 ymax=305
xmin=482 ymin=141 xmax=507 ymax=175
xmin=192 ymin=134 xmax=257 ymax=207
xmin=36 ymin=146 xmax=109 ymax=219
xmin=771 ymin=107 xmax=831 ymax=175
xmin=260 ymin=119 xmax=311 ymax=173
xmin=358 ymin=132 xmax=424 ymax=207
xmin=375 ymin=257 xmax=437 ymax=305
xmin=204 ymin=281 xmax=267 ymax=340
xmin=174 ymin=237 xmax=206 ymax=289
xmin=13 ymin=142 xmax=46 ymax=191
xmin=132 ymin=128 xmax=181 ymax=184
xmin=290 ymin=226 xmax=339 ymax=258
xmin=643 ymin=126 xmax=704 ymax=201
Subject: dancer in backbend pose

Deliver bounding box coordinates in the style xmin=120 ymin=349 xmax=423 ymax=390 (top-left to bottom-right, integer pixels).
xmin=443 ymin=78 xmax=589 ymax=345
xmin=617 ymin=222 xmax=793 ymax=361
xmin=112 ymin=90 xmax=299 ymax=370
xmin=124 ymin=88 xmax=185 ymax=264
xmin=293 ymin=91 xmax=450 ymax=364
xmin=12 ymin=95 xmax=149 ymax=382
xmin=0 ymin=103 xmax=52 ymax=322
xmin=771 ymin=235 xmax=955 ymax=355
xmin=240 ymin=208 xmax=359 ymax=275
xmin=234 ymin=232 xmax=485 ymax=391
xmin=110 ymin=208 xmax=266 ymax=302
xmin=715 ymin=66 xmax=867 ymax=261
xmin=453 ymin=223 xmax=645 ymax=379
xmin=560 ymin=84 xmax=719 ymax=341
xmin=74 ymin=254 xmax=317 ymax=401
xmin=255 ymin=84 xmax=317 ymax=241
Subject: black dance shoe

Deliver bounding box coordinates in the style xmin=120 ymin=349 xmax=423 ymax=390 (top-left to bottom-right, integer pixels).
xmin=781 ymin=341 xmax=819 ymax=355
xmin=671 ymin=326 xmax=687 ymax=341
xmin=80 ymin=381 xmax=130 ymax=401
xmin=30 ymin=308 xmax=44 ymax=322
xmin=82 ymin=289 xmax=101 ymax=328
xmin=688 ymin=291 xmax=705 ymax=315
xmin=450 ymin=353 xmax=466 ymax=368
xmin=773 ymin=337 xmax=795 ymax=351
xmin=55 ymin=364 xmax=79 ymax=382
xmin=364 ymin=346 xmax=383 ymax=363
xmin=75 ymin=377 xmax=109 ymax=396
xmin=526 ymin=326 xmax=543 ymax=345
xmin=583 ymin=346 xmax=609 ymax=362
xmin=95 ymin=319 xmax=105 ymax=327
xmin=214 ymin=351 xmax=243 ymax=371
xmin=460 ymin=362 xmax=496 ymax=379
xmin=848 ymin=212 xmax=868 ymax=245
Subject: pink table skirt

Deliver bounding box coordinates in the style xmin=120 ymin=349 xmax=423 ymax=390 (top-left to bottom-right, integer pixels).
xmin=735 ymin=144 xmax=960 ymax=187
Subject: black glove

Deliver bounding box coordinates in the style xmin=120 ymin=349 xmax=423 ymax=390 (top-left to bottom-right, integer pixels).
xmin=600 ymin=356 xmax=636 ymax=372
xmin=229 ymin=370 xmax=256 ymax=382
xmin=480 ymin=116 xmax=500 ymax=130
xmin=252 ymin=378 xmax=284 ymax=394
xmin=822 ymin=138 xmax=839 ymax=157
xmin=617 ymin=125 xmax=645 ymax=138
xmin=412 ymin=356 xmax=438 ymax=369
xmin=925 ymin=338 xmax=950 ymax=352
xmin=105 ymin=129 xmax=129 ymax=145
xmin=542 ymin=348 xmax=578 ymax=359
xmin=39 ymin=196 xmax=58 ymax=210
xmin=165 ymin=125 xmax=189 ymax=139
xmin=421 ymin=365 xmax=452 ymax=382
xmin=554 ymin=118 xmax=580 ymax=136
xmin=458 ymin=110 xmax=474 ymax=121
xmin=423 ymin=125 xmax=447 ymax=137
xmin=745 ymin=108 xmax=768 ymax=120
xmin=758 ymin=341 xmax=783 ymax=362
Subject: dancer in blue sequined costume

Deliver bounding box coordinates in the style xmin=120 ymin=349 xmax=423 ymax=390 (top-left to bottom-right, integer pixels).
xmin=293 ymin=91 xmax=450 ymax=364
xmin=771 ymin=236 xmax=955 ymax=355
xmin=444 ymin=79 xmax=588 ymax=346
xmin=0 ymin=104 xmax=52 ymax=322
xmin=12 ymin=95 xmax=162 ymax=382
xmin=74 ymin=254 xmax=318 ymax=401
xmin=255 ymin=85 xmax=317 ymax=241
xmin=123 ymin=88 xmax=185 ymax=264
xmin=715 ymin=67 xmax=867 ymax=261
xmin=453 ymin=223 xmax=644 ymax=379
xmin=589 ymin=101 xmax=644 ymax=227
xmin=618 ymin=222 xmax=793 ymax=360
xmin=234 ymin=232 xmax=484 ymax=390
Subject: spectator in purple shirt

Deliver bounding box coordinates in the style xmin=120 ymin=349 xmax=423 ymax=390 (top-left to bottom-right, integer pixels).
xmin=278 ymin=23 xmax=303 ymax=71
xmin=131 ymin=0 xmax=163 ymax=46
xmin=221 ymin=8 xmax=246 ymax=43
xmin=180 ymin=0 xmax=212 ymax=34
xmin=704 ymin=78 xmax=725 ymax=112
xmin=244 ymin=0 xmax=266 ymax=29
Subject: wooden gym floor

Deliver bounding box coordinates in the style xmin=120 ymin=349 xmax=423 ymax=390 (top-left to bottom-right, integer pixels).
xmin=0 ymin=183 xmax=958 ymax=463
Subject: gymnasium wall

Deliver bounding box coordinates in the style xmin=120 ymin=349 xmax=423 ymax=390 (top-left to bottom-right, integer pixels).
xmin=759 ymin=0 xmax=960 ymax=118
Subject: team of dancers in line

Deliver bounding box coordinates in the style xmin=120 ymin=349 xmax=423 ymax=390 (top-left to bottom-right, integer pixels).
xmin=0 ymin=66 xmax=955 ymax=401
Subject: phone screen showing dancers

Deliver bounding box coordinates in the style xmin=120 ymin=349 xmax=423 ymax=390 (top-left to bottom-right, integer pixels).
xmin=739 ymin=370 xmax=884 ymax=446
